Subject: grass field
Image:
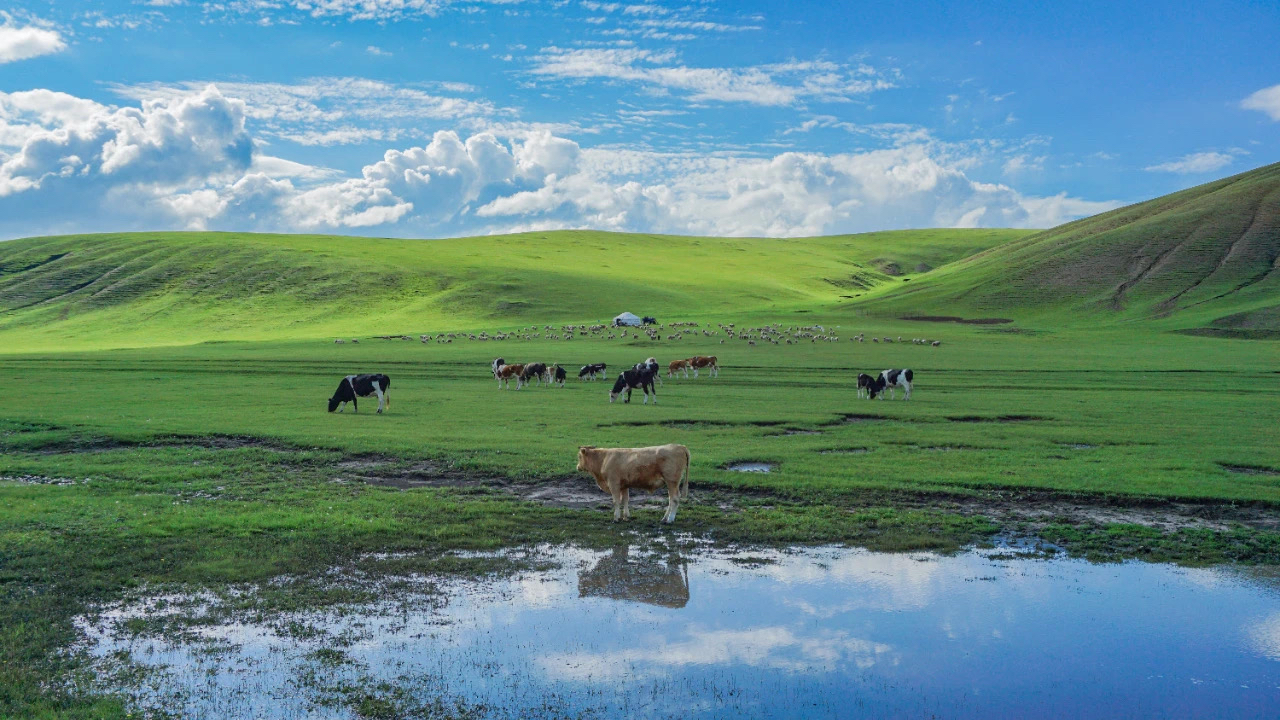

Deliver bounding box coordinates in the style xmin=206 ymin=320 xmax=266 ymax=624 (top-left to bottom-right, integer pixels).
xmin=2 ymin=167 xmax=1278 ymax=717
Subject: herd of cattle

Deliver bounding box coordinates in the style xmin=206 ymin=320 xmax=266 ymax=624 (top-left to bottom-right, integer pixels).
xmin=325 ymin=322 xmax=924 ymax=523
xmin=488 ymin=355 xmax=720 ymax=403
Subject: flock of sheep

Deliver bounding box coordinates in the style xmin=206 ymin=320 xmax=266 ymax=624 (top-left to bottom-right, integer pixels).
xmin=332 ymin=321 xmax=944 ymax=349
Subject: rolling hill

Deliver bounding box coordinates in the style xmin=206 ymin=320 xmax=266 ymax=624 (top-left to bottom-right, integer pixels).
xmin=860 ymin=162 xmax=1280 ymax=336
xmin=0 ymin=228 xmax=1024 ymax=351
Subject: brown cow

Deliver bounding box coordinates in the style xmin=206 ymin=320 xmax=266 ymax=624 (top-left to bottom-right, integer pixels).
xmin=576 ymin=444 xmax=690 ymax=523
xmin=688 ymin=355 xmax=719 ymax=378
xmin=496 ymin=363 xmax=526 ymax=389
xmin=667 ymin=358 xmax=691 ymax=378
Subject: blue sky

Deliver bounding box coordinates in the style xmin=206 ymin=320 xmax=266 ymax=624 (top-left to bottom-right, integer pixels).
xmin=1 ymin=0 xmax=1277 ymax=239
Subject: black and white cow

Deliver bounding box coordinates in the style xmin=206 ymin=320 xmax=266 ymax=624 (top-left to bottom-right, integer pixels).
xmin=857 ymin=373 xmax=876 ymax=399
xmin=610 ymin=366 xmax=658 ymax=404
xmin=634 ymin=357 xmax=663 ymax=386
xmin=551 ymin=365 xmax=567 ymax=386
xmin=579 ymin=363 xmax=607 ymax=381
xmin=328 ymin=374 xmax=391 ymax=413
xmin=491 ymin=358 xmax=505 ymax=379
xmin=872 ymin=369 xmax=913 ymax=400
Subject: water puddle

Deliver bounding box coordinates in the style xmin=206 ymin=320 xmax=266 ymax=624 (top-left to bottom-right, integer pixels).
xmin=75 ymin=546 xmax=1280 ymax=719
xmin=724 ymin=462 xmax=775 ymax=473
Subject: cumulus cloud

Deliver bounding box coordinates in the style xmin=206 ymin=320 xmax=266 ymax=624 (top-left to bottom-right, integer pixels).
xmin=0 ymin=14 xmax=67 ymax=63
xmin=1241 ymin=83 xmax=1280 ymax=121
xmin=1144 ymin=151 xmax=1234 ymax=174
xmin=0 ymin=86 xmax=252 ymax=235
xmin=111 ymin=78 xmax=496 ymax=146
xmin=0 ymin=86 xmax=1115 ymax=239
xmin=530 ymin=47 xmax=894 ymax=106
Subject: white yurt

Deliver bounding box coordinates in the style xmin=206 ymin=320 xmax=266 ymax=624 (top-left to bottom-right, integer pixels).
xmin=612 ymin=312 xmax=643 ymax=327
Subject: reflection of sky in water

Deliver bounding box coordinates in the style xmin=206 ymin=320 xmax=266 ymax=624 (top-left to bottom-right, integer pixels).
xmin=77 ymin=546 xmax=1280 ymax=719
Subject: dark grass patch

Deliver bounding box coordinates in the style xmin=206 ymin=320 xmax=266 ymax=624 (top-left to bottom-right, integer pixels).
xmin=1058 ymin=443 xmax=1099 ymax=450
xmin=900 ymin=315 xmax=1014 ymax=325
xmin=764 ymin=428 xmax=823 ymax=436
xmin=947 ymin=414 xmax=1049 ymax=423
xmin=1219 ymin=463 xmax=1280 ymax=476
xmin=818 ymin=448 xmax=871 ymax=455
xmin=826 ymin=413 xmax=893 ymax=425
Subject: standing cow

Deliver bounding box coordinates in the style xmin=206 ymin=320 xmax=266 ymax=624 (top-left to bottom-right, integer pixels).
xmin=576 ymin=444 xmax=691 ymax=523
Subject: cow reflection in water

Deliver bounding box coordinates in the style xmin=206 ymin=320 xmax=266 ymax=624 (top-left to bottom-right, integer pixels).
xmin=578 ymin=546 xmax=690 ymax=609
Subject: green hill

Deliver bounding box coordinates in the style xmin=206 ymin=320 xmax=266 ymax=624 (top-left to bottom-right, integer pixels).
xmin=0 ymin=228 xmax=1024 ymax=351
xmin=860 ymin=162 xmax=1280 ymax=335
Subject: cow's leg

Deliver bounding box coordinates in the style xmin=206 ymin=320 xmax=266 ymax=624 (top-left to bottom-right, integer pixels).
xmin=904 ymin=381 xmax=912 ymax=400
xmin=693 ymin=368 xmax=699 ymax=378
xmin=663 ymin=485 xmax=679 ymax=523
xmin=372 ymin=384 xmax=386 ymax=413
xmin=611 ymin=486 xmax=624 ymax=522
xmin=621 ymin=489 xmax=631 ymax=521
xmin=352 ymin=396 xmax=358 ymax=413
xmin=337 ymin=401 xmax=346 ymax=413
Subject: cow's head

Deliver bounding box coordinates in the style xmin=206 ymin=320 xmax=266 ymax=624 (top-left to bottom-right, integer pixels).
xmin=609 ymin=374 xmax=627 ymax=402
xmin=577 ymin=446 xmax=597 ymax=472
xmin=327 ymin=395 xmax=341 ymax=412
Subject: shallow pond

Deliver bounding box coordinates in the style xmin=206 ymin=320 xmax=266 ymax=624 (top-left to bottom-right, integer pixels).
xmin=77 ymin=545 xmax=1280 ymax=719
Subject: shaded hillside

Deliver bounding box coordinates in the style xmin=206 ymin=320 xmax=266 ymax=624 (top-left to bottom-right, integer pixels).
xmin=862 ymin=162 xmax=1280 ymax=335
xmin=0 ymin=228 xmax=1024 ymax=351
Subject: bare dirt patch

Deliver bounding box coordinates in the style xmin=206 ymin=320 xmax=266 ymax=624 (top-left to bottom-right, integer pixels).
xmin=897 ymin=490 xmax=1280 ymax=534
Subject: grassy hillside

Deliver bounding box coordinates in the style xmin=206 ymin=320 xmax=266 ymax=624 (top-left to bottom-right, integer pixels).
xmin=860 ymin=162 xmax=1280 ymax=334
xmin=0 ymin=228 xmax=1025 ymax=351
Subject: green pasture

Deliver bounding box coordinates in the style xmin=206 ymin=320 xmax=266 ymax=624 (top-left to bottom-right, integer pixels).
xmin=3 ymin=320 xmax=1275 ymax=502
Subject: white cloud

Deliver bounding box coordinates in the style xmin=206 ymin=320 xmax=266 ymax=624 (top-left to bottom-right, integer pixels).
xmin=1241 ymin=84 xmax=1280 ymax=121
xmin=1144 ymin=151 xmax=1234 ymax=174
xmin=365 ymin=45 xmax=391 ymax=57
xmin=0 ymin=87 xmax=1115 ymax=239
xmin=0 ymin=14 xmax=67 ymax=63
xmin=111 ymin=78 xmax=497 ymax=146
xmin=530 ymin=47 xmax=894 ymax=106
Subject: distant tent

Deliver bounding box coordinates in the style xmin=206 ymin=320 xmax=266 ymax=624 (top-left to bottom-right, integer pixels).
xmin=613 ymin=312 xmax=643 ymax=327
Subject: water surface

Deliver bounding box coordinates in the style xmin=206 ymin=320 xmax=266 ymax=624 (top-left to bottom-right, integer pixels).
xmin=77 ymin=545 xmax=1280 ymax=719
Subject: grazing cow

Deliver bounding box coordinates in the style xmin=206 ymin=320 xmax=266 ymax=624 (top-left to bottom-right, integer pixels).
xmin=551 ymin=364 xmax=567 ymax=386
xmin=668 ymin=358 xmax=691 ymax=378
xmin=328 ymin=374 xmax=390 ymax=413
xmin=579 ymin=363 xmax=608 ymax=381
xmin=932 ymin=340 xmax=941 ymax=347
xmin=610 ymin=366 xmax=658 ymax=404
xmin=521 ymin=362 xmax=549 ymax=387
xmin=857 ymin=372 xmax=876 ymax=399
xmin=874 ymin=368 xmax=914 ymax=400
xmin=642 ymin=316 xmax=658 ymax=325
xmin=688 ymin=355 xmax=719 ymax=378
xmin=491 ymin=357 xmax=505 ymax=378
xmin=576 ymin=444 xmax=690 ymax=523
xmin=496 ymin=363 xmax=526 ymax=389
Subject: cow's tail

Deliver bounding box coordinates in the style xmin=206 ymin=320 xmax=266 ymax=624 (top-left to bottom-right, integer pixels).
xmin=681 ymin=445 xmax=691 ymax=499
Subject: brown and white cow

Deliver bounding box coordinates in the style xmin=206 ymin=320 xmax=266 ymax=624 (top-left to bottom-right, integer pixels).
xmin=496 ymin=363 xmax=526 ymax=389
xmin=576 ymin=444 xmax=690 ymax=523
xmin=668 ymin=358 xmax=691 ymax=379
xmin=688 ymin=355 xmax=719 ymax=378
